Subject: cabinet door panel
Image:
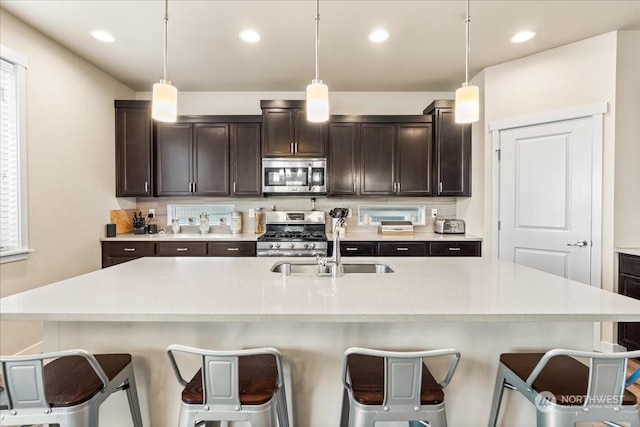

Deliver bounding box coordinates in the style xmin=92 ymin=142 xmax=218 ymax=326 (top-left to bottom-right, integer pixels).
xmin=231 ymin=123 xmax=261 ymax=196
xmin=262 ymin=110 xmax=294 ymax=156
xmin=329 ymin=123 xmax=359 ymax=195
xmin=194 ymin=123 xmax=229 ymax=195
xmin=208 ymin=242 xmax=256 ymax=257
xmin=295 ymin=109 xmax=327 ymax=157
xmin=396 ymin=123 xmax=432 ymax=196
xmin=434 ymin=109 xmax=471 ymax=196
xmin=618 ymin=274 xmax=640 ymax=350
xmin=156 ymin=123 xmax=193 ymax=196
xmin=360 ymin=124 xmax=395 ymax=195
xmin=341 ymin=242 xmax=376 ymax=256
xmin=428 ymin=241 xmax=480 ymax=256
xmin=620 ymin=254 xmax=640 ymax=277
xmin=116 ymin=105 xmax=153 ymax=196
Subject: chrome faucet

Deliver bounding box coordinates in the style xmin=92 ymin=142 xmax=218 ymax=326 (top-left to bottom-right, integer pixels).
xmin=317 ymin=208 xmax=349 ymax=277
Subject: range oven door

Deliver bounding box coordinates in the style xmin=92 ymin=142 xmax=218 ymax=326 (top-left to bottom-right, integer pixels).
xmin=262 ymin=158 xmax=326 ymax=194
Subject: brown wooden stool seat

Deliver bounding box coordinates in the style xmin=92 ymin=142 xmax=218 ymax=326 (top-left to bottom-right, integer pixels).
xmin=500 ymin=352 xmax=637 ymax=406
xmin=1 ymin=349 xmax=143 ymax=427
xmin=488 ymin=349 xmax=640 ymax=427
xmin=181 ymin=354 xmax=278 ymax=406
xmin=346 ymin=353 xmax=444 ymax=405
xmin=166 ymin=345 xmax=291 ymax=427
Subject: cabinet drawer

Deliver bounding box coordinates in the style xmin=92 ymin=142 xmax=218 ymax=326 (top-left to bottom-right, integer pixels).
xmin=157 ymin=242 xmax=208 ymax=256
xmin=341 ymin=242 xmax=376 ymax=256
xmin=103 ymin=242 xmax=156 ymax=257
xmin=428 ymin=241 xmax=480 ymax=257
xmin=208 ymin=242 xmax=256 ymax=257
xmin=377 ymin=242 xmax=425 ymax=256
xmin=619 ymin=254 xmax=640 ymax=277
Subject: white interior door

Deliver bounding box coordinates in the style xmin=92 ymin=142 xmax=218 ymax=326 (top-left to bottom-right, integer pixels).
xmin=498 ymin=117 xmax=593 ymax=285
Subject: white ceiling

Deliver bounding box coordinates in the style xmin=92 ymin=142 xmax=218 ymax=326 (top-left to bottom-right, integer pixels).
xmin=1 ymin=1 xmax=639 ymax=92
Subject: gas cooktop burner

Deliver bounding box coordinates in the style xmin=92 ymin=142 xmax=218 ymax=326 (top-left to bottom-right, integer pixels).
xmin=258 ymin=231 xmax=327 ymax=242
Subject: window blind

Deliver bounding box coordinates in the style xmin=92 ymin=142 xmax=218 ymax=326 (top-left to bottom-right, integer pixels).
xmin=0 ymin=58 xmax=20 ymax=252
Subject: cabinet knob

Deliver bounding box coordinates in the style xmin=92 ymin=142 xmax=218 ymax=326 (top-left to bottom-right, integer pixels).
xmin=144 ymin=181 xmax=149 ymax=192
xmin=438 ymin=182 xmax=443 ymax=193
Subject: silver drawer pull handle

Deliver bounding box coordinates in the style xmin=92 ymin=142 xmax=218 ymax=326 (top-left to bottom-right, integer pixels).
xmin=567 ymin=240 xmax=588 ymax=247
xmin=396 ymin=247 xmax=409 ymax=251
xmin=448 ymin=247 xmax=461 ymax=251
xmin=346 ymin=248 xmax=358 ymax=251
xmin=227 ymin=248 xmax=239 ymax=251
xmin=176 ymin=248 xmax=189 ymax=252
xmin=123 ymin=248 xmax=136 ymax=252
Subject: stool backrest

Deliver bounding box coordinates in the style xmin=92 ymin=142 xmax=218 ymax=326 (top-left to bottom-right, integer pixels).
xmin=0 ymin=349 xmax=108 ymax=411
xmin=342 ymin=347 xmax=460 ymax=409
xmin=525 ymin=349 xmax=640 ymax=410
xmin=166 ymin=345 xmax=283 ymax=410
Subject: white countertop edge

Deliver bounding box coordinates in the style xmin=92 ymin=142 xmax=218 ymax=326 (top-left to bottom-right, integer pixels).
xmin=3 ymin=313 xmax=638 ymax=323
xmin=617 ymin=248 xmax=640 ymax=257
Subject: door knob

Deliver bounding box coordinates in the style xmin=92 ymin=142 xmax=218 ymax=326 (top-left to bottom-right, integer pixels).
xmin=567 ymin=240 xmax=588 ymax=247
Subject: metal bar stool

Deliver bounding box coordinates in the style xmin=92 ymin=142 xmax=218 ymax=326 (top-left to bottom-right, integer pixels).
xmin=488 ymin=349 xmax=640 ymax=427
xmin=339 ymin=347 xmax=461 ymax=427
xmin=166 ymin=345 xmax=291 ymax=427
xmin=0 ymin=349 xmax=144 ymax=427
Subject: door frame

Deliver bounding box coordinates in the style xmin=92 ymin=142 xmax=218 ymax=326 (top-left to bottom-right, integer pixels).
xmin=489 ymin=103 xmax=607 ymax=289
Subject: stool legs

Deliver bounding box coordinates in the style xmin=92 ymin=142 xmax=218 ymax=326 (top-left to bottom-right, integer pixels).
xmin=123 ymin=364 xmax=144 ymax=427
xmin=488 ymin=367 xmax=506 ymax=427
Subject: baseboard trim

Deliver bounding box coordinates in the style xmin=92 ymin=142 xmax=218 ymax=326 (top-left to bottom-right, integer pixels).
xmin=14 ymin=340 xmax=43 ymax=356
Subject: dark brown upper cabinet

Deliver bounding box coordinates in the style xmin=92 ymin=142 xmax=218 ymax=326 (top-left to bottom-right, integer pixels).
xmin=423 ymin=100 xmax=472 ymax=197
xmin=155 ymin=116 xmax=261 ymax=197
xmin=230 ymin=122 xmax=262 ymax=196
xmin=328 ymin=116 xmax=432 ymax=197
xmin=115 ymin=100 xmax=153 ymax=197
xmin=261 ymin=100 xmax=327 ymax=157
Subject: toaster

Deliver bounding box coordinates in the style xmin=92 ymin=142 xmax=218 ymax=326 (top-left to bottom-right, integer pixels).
xmin=434 ymin=219 xmax=465 ymax=234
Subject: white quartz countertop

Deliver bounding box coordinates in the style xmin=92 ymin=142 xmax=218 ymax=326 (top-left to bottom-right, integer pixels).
xmin=617 ymin=248 xmax=640 ymax=257
xmin=333 ymin=232 xmax=482 ymax=241
xmin=2 ymin=257 xmax=639 ymax=323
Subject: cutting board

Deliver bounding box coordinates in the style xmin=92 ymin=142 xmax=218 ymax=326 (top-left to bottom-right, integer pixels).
xmin=109 ymin=209 xmax=137 ymax=234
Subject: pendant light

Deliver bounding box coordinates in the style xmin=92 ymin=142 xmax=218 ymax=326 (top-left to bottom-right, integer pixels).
xmin=455 ymin=0 xmax=479 ymax=124
xmin=152 ymin=0 xmax=178 ymax=123
xmin=306 ymin=0 xmax=329 ymax=122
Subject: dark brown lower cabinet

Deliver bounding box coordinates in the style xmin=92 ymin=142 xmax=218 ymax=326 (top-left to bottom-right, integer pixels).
xmin=331 ymin=240 xmax=481 ymax=257
xmin=618 ymin=253 xmax=640 ymax=351
xmin=101 ymin=241 xmax=256 ymax=268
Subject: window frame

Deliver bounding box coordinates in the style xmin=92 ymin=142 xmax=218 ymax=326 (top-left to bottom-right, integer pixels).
xmin=1 ymin=44 xmax=30 ymax=264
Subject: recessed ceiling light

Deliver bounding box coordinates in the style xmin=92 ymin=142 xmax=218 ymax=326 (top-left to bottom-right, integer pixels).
xmin=240 ymin=29 xmax=260 ymax=43
xmin=369 ymin=29 xmax=389 ymax=43
xmin=511 ymin=30 xmax=536 ymax=44
xmin=90 ymin=30 xmax=115 ymax=43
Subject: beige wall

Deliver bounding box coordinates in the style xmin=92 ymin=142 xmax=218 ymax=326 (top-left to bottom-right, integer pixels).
xmin=614 ymin=31 xmax=640 ymax=250
xmin=0 ymin=10 xmax=135 ymax=355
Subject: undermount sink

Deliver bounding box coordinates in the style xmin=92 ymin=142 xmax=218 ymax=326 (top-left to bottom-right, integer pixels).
xmin=270 ymin=260 xmax=394 ymax=275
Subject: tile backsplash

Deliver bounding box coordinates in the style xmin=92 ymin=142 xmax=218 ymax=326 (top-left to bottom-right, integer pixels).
xmin=135 ymin=196 xmax=457 ymax=234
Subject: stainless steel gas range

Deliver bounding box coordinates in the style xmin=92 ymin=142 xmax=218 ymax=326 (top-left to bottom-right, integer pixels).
xmin=256 ymin=211 xmax=328 ymax=257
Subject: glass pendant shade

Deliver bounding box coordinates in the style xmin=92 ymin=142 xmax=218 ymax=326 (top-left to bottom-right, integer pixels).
xmin=454 ymin=84 xmax=479 ymax=124
xmin=152 ymin=80 xmax=178 ymax=122
xmin=306 ymin=80 xmax=329 ymax=122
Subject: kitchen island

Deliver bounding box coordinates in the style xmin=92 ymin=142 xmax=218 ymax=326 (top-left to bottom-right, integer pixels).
xmin=2 ymin=256 xmax=640 ymax=426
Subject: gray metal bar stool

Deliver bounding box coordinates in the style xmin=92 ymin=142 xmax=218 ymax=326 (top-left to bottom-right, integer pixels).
xmin=339 ymin=347 xmax=461 ymax=427
xmin=166 ymin=345 xmax=291 ymax=427
xmin=488 ymin=348 xmax=640 ymax=427
xmin=0 ymin=349 xmax=144 ymax=427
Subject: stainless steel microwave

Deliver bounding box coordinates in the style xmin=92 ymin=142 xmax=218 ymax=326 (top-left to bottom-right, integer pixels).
xmin=262 ymin=158 xmax=327 ymax=195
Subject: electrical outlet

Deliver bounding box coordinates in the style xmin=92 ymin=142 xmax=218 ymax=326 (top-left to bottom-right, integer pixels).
xmin=248 ymin=208 xmax=255 ymax=218
xmin=148 ymin=208 xmax=155 ymax=218
xmin=431 ymin=208 xmax=438 ymax=218
xmin=347 ymin=208 xmax=352 ymax=218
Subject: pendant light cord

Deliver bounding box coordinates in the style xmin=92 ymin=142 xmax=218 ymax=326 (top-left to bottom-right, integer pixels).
xmin=314 ymin=0 xmax=320 ymax=82
xmin=464 ymin=0 xmax=470 ymax=86
xmin=163 ymin=0 xmax=169 ymax=82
